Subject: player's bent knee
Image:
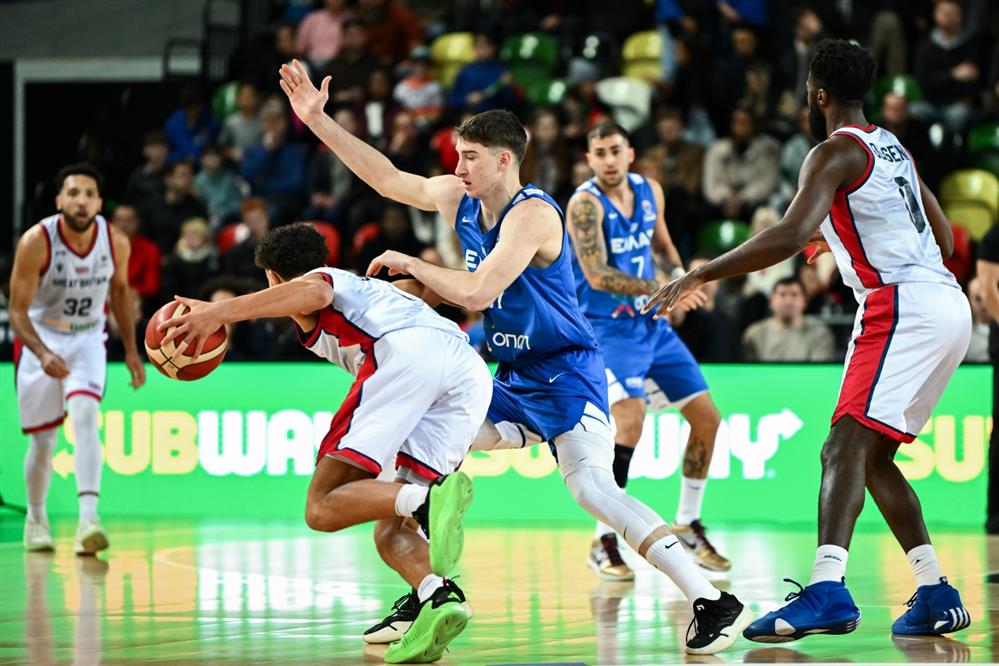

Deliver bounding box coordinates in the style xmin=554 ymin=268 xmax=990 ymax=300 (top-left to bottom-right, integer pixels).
xmin=304 ymin=501 xmax=344 ymax=533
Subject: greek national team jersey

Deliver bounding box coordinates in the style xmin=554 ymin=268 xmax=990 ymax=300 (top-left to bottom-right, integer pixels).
xmin=819 ymin=124 xmax=958 ymax=301
xmin=572 ymin=174 xmax=658 ymax=318
xmin=298 ymin=267 xmax=467 ymax=375
xmin=29 ymin=214 xmax=115 ymax=334
xmin=454 ymin=184 xmax=599 ymax=366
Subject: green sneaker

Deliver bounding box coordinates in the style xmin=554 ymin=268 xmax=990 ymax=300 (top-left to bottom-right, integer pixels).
xmin=383 ymin=580 xmax=469 ymax=663
xmin=414 ymin=472 xmax=473 ymax=577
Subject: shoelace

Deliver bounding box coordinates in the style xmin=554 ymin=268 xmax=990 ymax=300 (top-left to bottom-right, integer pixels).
xmin=601 ymin=535 xmax=627 ymax=566
xmin=685 ymin=599 xmax=730 ymax=643
xmin=903 ymin=591 xmax=918 ymax=608
xmin=689 ymin=520 xmax=720 ymax=554
xmin=782 ymin=578 xmax=807 ymax=603
xmin=390 ymin=591 xmax=418 ymax=615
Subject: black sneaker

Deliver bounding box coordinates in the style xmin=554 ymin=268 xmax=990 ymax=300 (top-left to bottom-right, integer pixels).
xmin=362 ymin=590 xmax=420 ymax=644
xmin=685 ymin=591 xmax=753 ymax=655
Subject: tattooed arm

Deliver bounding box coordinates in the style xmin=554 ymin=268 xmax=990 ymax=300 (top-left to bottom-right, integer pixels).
xmin=567 ymin=191 xmax=659 ymax=296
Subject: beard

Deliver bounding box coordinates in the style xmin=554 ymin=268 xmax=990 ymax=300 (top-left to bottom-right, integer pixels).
xmin=61 ymin=209 xmax=97 ymax=233
xmin=808 ymin=102 xmax=828 ymax=141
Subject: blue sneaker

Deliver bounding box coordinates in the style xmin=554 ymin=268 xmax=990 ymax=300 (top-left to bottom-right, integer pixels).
xmin=743 ymin=579 xmax=861 ymax=643
xmin=891 ymin=577 xmax=971 ymax=635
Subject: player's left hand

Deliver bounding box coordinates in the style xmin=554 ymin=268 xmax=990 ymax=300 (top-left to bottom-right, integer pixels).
xmin=125 ymin=349 xmax=146 ymax=389
xmin=158 ymin=296 xmax=224 ymax=361
xmin=366 ymin=251 xmax=414 ymax=278
xmin=642 ymin=271 xmax=706 ymax=319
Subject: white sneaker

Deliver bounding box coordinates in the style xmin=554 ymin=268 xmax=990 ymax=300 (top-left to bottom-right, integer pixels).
xmin=23 ymin=517 xmax=54 ymax=552
xmin=74 ymin=520 xmax=109 ymax=555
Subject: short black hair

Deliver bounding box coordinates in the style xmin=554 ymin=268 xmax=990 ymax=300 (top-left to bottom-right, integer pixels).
xmin=55 ymin=163 xmax=103 ymax=195
xmin=587 ymin=121 xmax=630 ymax=148
xmin=254 ymin=223 xmax=329 ymax=280
xmin=809 ymin=39 xmax=877 ymax=104
xmin=773 ymin=276 xmax=805 ymax=294
xmin=455 ymin=110 xmax=528 ymax=163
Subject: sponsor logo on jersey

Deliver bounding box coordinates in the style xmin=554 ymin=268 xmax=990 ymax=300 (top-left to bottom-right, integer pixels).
xmin=642 ymin=198 xmax=655 ymax=222
xmin=490 ymin=331 xmax=531 ymax=350
xmin=609 ymin=229 xmax=654 ymax=254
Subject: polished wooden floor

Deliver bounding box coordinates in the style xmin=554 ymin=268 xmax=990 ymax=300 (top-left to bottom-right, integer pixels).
xmin=0 ymin=516 xmax=995 ymax=665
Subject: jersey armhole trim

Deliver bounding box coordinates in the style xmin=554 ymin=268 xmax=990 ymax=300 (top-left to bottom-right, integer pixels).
xmin=831 ymin=132 xmax=875 ymax=194
xmin=106 ymin=219 xmax=118 ymax=270
xmin=39 ymin=225 xmax=52 ymax=277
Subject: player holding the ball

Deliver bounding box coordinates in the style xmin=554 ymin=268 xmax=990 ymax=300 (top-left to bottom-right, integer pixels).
xmin=157 ymin=223 xmax=491 ymax=664
xmin=9 ymin=163 xmax=146 ymax=556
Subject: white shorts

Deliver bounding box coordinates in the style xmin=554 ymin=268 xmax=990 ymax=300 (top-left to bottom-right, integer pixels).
xmin=318 ymin=327 xmax=493 ymax=481
xmin=15 ymin=326 xmax=107 ymax=433
xmin=832 ymin=282 xmax=971 ymax=442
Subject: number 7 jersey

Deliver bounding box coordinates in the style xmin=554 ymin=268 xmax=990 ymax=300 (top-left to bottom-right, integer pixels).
xmin=818 ymin=124 xmax=957 ymax=301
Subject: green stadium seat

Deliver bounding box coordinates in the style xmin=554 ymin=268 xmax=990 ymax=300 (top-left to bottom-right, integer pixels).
xmin=968 ymin=122 xmax=999 ymax=155
xmin=501 ymin=32 xmax=558 ymax=88
xmin=211 ymin=81 xmax=239 ymax=121
xmin=873 ymin=74 xmax=922 ymax=102
xmin=697 ymin=220 xmax=750 ymax=257
xmin=430 ymin=32 xmax=475 ymax=88
xmin=622 ymin=30 xmax=662 ymax=81
xmin=526 ymin=78 xmax=567 ymax=108
xmin=595 ymin=76 xmax=652 ymax=132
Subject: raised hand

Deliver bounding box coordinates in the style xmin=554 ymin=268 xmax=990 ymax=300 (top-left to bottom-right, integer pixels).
xmin=279 ymin=59 xmax=331 ymax=124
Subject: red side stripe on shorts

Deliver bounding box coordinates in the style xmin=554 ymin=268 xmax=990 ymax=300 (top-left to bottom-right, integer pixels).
xmin=317 ymin=351 xmax=378 ymax=465
xmin=396 ymin=452 xmax=444 ymax=481
xmin=23 ymin=413 xmax=66 ymax=434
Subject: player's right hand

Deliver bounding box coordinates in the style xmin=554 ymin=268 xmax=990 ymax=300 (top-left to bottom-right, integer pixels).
xmin=40 ymin=351 xmax=70 ymax=379
xmin=279 ymin=59 xmax=330 ymax=124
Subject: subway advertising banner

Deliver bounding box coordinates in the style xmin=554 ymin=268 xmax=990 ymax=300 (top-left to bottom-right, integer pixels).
xmin=0 ymin=363 xmax=990 ymax=526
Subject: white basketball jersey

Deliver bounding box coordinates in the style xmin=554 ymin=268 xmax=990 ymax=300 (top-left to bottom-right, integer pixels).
xmin=299 ymin=267 xmax=467 ymax=375
xmin=28 ymin=214 xmax=116 ymax=334
xmin=818 ymin=124 xmax=957 ymax=301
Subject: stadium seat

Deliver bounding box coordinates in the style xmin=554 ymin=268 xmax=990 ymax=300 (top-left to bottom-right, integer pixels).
xmin=594 ymin=77 xmax=652 ymax=132
xmin=697 ymin=220 xmax=750 ymax=257
xmin=943 ymin=222 xmax=972 ymax=284
xmin=352 ymin=222 xmax=381 ymax=257
xmin=940 ymin=169 xmax=998 ymax=216
xmin=967 ymin=122 xmax=999 ymax=155
xmin=211 ymin=81 xmax=239 ymax=121
xmin=566 ymin=31 xmax=620 ymax=80
xmin=303 ymin=221 xmax=342 ymax=267
xmin=216 ymin=222 xmax=248 ymax=254
xmin=943 ymin=202 xmax=993 ymax=241
xmin=621 ymin=30 xmax=662 ymax=80
xmin=430 ymin=32 xmax=475 ymax=88
xmin=873 ymin=74 xmax=922 ymax=103
xmin=500 ymin=32 xmax=559 ymax=89
xmin=526 ymin=78 xmax=567 ymax=108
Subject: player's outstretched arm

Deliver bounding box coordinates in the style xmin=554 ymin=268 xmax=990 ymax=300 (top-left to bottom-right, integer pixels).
xmin=644 ymin=138 xmax=859 ymax=316
xmin=108 ymin=227 xmax=145 ymax=388
xmin=567 ymin=191 xmax=659 ymax=296
xmin=279 ymin=60 xmax=463 ymax=216
xmin=8 ymin=227 xmax=69 ymax=378
xmin=915 ymin=174 xmax=954 ymax=259
xmin=159 ymin=274 xmax=333 ymax=359
xmin=366 ymin=198 xmax=559 ymax=311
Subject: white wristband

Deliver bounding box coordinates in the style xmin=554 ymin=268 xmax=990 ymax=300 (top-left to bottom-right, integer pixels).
xmin=670 ymin=267 xmax=686 ymax=280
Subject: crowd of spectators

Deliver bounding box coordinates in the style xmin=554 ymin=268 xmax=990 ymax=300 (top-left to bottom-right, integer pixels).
xmin=11 ymin=0 xmax=999 ymax=364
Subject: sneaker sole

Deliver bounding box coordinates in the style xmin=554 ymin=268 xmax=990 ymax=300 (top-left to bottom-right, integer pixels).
xmin=428 ymin=472 xmax=473 ymax=577
xmin=745 ymin=612 xmax=861 ymax=643
xmin=383 ymin=603 xmax=468 ymax=663
xmin=686 ymin=604 xmax=754 ymax=655
xmin=24 ymin=541 xmax=55 ymax=552
xmin=75 ymin=530 xmax=109 ymax=556
xmin=892 ymin=606 xmax=972 ymax=636
xmin=586 ymin=556 xmax=635 ymax=581
xmin=363 ymin=621 xmax=413 ymax=644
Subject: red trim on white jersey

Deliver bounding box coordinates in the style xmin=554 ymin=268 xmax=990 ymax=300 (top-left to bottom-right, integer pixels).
xmin=317 ymin=351 xmax=380 ymax=469
xmin=57 ymin=216 xmax=100 ymax=259
xmin=38 ymin=226 xmax=52 ymax=276
xmin=106 ymin=218 xmax=118 ymax=269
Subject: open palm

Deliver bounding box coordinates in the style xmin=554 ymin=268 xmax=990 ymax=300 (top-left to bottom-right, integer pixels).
xmin=279 ymin=59 xmax=330 ymax=123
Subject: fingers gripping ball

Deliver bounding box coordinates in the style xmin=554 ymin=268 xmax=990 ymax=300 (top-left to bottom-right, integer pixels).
xmin=144 ymin=302 xmax=228 ymax=380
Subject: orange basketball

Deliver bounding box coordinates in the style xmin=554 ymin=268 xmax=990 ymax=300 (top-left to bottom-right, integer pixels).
xmin=144 ymin=301 xmax=228 ymax=380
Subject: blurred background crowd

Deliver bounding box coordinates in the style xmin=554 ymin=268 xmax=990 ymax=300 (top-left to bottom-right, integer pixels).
xmin=2 ymin=0 xmax=997 ymax=364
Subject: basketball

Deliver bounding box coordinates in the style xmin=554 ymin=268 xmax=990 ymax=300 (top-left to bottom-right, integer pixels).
xmin=144 ymin=301 xmax=228 ymax=381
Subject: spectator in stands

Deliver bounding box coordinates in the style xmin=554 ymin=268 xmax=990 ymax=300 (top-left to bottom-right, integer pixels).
xmin=966 ymin=277 xmax=990 ymax=363
xmin=223 ymin=198 xmax=270 ymax=282
xmin=164 ymin=84 xmax=219 ymax=164
xmin=742 ymin=277 xmax=836 ymax=362
xmin=710 ymin=22 xmax=775 ymax=128
xmin=219 ymin=82 xmax=263 ymax=162
xmin=356 ymin=68 xmax=402 ymax=150
xmin=357 ymin=0 xmax=424 ymax=66
xmin=161 ymin=217 xmax=220 ymax=302
xmin=671 ymin=256 xmax=740 ymax=361
xmin=110 ymin=203 xmax=161 ymax=309
xmin=811 ymin=1 xmax=909 ymax=76
xmin=447 ymin=31 xmax=518 ymax=113
xmin=296 ymin=0 xmax=352 ymax=71
xmin=304 ymin=108 xmax=365 ymax=226
xmin=797 ymin=262 xmax=830 ymax=317
xmin=141 ymin=161 xmax=209 ymax=254
xmin=321 ymin=19 xmax=381 ymax=106
xmin=645 ymin=107 xmax=705 ymax=254
xmin=659 ymin=33 xmax=715 ymax=146
xmin=201 ymin=276 xmax=272 ymax=360
xmin=239 ymin=22 xmax=300 ymax=95
xmin=125 ymin=130 xmax=169 ymax=205
xmin=702 ymin=105 xmax=779 ymax=222
xmin=240 ymin=100 xmax=306 ymax=227
xmin=717 ymin=0 xmax=767 ymax=29
xmin=913 ymin=0 xmax=986 ymax=133
xmin=777 ymin=8 xmax=824 ymax=120
xmin=354 ymin=204 xmax=426 ymax=274
xmin=393 ymin=46 xmax=444 ymax=127
xmin=194 ymin=145 xmax=245 ymax=227
xmin=386 ymin=110 xmax=434 ymax=175
xmin=776 ymin=107 xmax=818 ymax=210
xmin=879 ymin=92 xmax=938 ymax=187
xmin=521 ymin=108 xmax=569 ymax=202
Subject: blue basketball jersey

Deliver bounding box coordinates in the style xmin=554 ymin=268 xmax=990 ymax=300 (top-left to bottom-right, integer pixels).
xmin=572 ymin=173 xmax=658 ymax=319
xmin=454 ymin=184 xmax=599 ymax=367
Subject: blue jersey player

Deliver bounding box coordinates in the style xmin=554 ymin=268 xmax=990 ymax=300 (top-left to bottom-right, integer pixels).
xmin=567 ymin=123 xmax=731 ymax=579
xmin=280 ymin=59 xmax=752 ymax=656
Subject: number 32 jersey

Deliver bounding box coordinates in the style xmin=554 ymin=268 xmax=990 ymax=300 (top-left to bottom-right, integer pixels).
xmin=819 ymin=124 xmax=957 ymax=300
xmin=28 ymin=214 xmax=116 ymax=334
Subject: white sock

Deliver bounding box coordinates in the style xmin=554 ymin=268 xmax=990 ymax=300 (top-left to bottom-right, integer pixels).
xmin=675 ymin=475 xmax=707 ymax=526
xmin=394 ymin=484 xmax=429 ymax=518
xmin=644 ymin=535 xmax=722 ymax=603
xmin=416 ymin=573 xmax=444 ymax=603
xmin=594 ymin=521 xmax=614 ymax=540
xmin=907 ymin=544 xmax=944 ymax=587
xmin=69 ymin=395 xmax=102 ymax=522
xmin=24 ymin=429 xmax=57 ymax=523
xmin=809 ymin=544 xmax=849 ymax=584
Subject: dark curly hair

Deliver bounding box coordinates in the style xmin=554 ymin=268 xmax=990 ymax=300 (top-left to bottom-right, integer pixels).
xmin=254 ymin=223 xmax=329 ymax=280
xmin=55 ymin=163 xmax=103 ymax=195
xmin=809 ymin=39 xmax=877 ymax=105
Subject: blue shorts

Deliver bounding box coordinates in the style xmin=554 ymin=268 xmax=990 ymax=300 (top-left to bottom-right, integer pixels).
xmin=487 ymin=347 xmax=609 ymax=442
xmin=589 ymin=315 xmax=708 ymax=409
